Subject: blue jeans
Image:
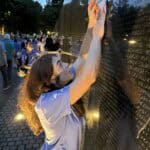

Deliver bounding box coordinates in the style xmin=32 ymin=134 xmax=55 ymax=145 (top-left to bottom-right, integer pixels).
xmin=7 ymin=60 xmax=13 ymax=82
xmin=0 ymin=65 xmax=9 ymax=88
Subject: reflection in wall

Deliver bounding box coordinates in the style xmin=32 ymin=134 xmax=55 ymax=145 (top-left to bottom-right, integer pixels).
xmin=84 ymin=1 xmax=150 ymax=150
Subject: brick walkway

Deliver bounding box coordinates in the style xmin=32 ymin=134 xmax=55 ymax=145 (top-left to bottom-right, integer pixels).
xmin=0 ymin=70 xmax=44 ymax=150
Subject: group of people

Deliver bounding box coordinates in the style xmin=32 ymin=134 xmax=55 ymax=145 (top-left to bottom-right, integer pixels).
xmin=0 ymin=32 xmax=63 ymax=91
xmin=17 ymin=0 xmax=107 ymax=150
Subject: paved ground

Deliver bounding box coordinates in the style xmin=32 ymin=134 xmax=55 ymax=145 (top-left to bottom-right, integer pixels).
xmin=0 ymin=68 xmax=44 ymax=150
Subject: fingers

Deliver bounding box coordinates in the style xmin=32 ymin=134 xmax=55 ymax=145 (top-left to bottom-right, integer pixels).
xmin=101 ymin=5 xmax=106 ymax=19
xmin=88 ymin=0 xmax=97 ymax=11
xmin=91 ymin=5 xmax=99 ymax=20
xmin=88 ymin=0 xmax=93 ymax=11
xmin=98 ymin=0 xmax=107 ymax=17
xmin=95 ymin=5 xmax=100 ymax=18
xmin=89 ymin=0 xmax=100 ymax=16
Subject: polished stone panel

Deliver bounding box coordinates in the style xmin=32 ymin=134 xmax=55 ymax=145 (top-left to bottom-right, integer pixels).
xmin=83 ymin=2 xmax=150 ymax=150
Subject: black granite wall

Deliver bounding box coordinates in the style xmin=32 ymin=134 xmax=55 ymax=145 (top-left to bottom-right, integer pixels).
xmin=83 ymin=1 xmax=150 ymax=150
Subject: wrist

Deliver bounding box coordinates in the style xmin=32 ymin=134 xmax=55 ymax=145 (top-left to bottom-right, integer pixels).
xmin=86 ymin=28 xmax=93 ymax=35
xmin=88 ymin=22 xmax=94 ymax=29
xmin=88 ymin=25 xmax=93 ymax=29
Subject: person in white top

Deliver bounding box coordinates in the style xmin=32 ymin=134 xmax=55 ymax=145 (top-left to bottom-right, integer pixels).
xmin=18 ymin=0 xmax=106 ymax=149
xmin=37 ymin=37 xmax=45 ymax=53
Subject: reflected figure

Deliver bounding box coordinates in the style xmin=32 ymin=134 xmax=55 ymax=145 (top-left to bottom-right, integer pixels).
xmin=84 ymin=1 xmax=139 ymax=150
xmin=84 ymin=1 xmax=150 ymax=150
xmin=103 ymin=1 xmax=140 ymax=106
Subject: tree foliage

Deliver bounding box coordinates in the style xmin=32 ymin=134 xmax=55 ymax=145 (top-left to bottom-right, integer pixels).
xmin=41 ymin=0 xmax=64 ymax=32
xmin=0 ymin=0 xmax=64 ymax=33
xmin=111 ymin=0 xmax=140 ymax=38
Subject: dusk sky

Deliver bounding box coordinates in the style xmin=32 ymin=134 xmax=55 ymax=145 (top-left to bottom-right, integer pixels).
xmin=37 ymin=0 xmax=71 ymax=7
xmin=37 ymin=0 xmax=149 ymax=7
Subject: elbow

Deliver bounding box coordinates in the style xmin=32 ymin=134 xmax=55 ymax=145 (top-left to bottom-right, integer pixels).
xmin=85 ymin=69 xmax=97 ymax=86
xmin=91 ymin=67 xmax=99 ymax=84
xmin=91 ymin=75 xmax=96 ymax=85
xmin=89 ymin=74 xmax=96 ymax=86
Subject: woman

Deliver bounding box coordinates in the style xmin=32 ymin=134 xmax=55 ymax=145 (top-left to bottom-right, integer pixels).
xmin=37 ymin=37 xmax=45 ymax=53
xmin=18 ymin=0 xmax=106 ymax=149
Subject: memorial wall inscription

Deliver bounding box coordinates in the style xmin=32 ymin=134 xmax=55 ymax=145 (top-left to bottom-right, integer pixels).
xmin=83 ymin=2 xmax=150 ymax=150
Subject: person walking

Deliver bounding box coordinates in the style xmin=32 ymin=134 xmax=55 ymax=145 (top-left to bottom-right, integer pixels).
xmin=3 ymin=34 xmax=15 ymax=83
xmin=0 ymin=41 xmax=9 ymax=90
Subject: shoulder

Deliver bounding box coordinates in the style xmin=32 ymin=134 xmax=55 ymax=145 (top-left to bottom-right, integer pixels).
xmin=35 ymin=86 xmax=71 ymax=122
xmin=36 ymin=86 xmax=70 ymax=110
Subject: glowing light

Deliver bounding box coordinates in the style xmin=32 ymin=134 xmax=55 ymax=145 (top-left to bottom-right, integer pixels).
xmin=14 ymin=113 xmax=25 ymax=122
xmin=124 ymin=38 xmax=127 ymax=41
xmin=86 ymin=110 xmax=100 ymax=128
xmin=129 ymin=40 xmax=137 ymax=45
xmin=47 ymin=31 xmax=50 ymax=35
xmin=17 ymin=70 xmax=26 ymax=77
xmin=1 ymin=25 xmax=5 ymax=35
xmin=92 ymin=111 xmax=100 ymax=120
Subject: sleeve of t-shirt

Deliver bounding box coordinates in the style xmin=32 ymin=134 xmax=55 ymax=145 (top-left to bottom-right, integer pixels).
xmin=69 ymin=66 xmax=76 ymax=79
xmin=36 ymin=85 xmax=71 ymax=123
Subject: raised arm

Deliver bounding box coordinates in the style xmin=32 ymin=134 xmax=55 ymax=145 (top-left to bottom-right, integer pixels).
xmin=58 ymin=1 xmax=99 ymax=86
xmin=70 ymin=0 xmax=106 ymax=105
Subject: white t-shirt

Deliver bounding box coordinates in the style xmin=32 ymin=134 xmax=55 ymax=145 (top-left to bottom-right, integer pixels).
xmin=35 ymin=67 xmax=84 ymax=150
xmin=35 ymin=86 xmax=83 ymax=150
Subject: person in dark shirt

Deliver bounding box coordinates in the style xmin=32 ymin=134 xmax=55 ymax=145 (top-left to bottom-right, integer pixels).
xmin=0 ymin=41 xmax=9 ymax=90
xmin=45 ymin=37 xmax=60 ymax=51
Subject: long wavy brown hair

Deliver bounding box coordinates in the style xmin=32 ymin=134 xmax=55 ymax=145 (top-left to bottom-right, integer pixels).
xmin=18 ymin=54 xmax=54 ymax=136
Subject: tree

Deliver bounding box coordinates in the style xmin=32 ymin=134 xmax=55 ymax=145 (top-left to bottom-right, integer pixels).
xmin=41 ymin=0 xmax=64 ymax=31
xmin=0 ymin=0 xmax=13 ymax=26
xmin=0 ymin=0 xmax=42 ymax=33
xmin=52 ymin=0 xmax=64 ymax=5
xmin=111 ymin=0 xmax=139 ymax=39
